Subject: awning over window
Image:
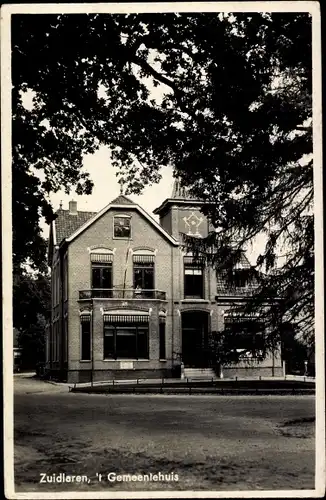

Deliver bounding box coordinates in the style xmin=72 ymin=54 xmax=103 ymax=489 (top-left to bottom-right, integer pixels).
xmin=133 ymin=254 xmax=155 ymax=264
xmin=90 ymin=253 xmax=113 ymax=263
xmin=224 ymin=311 xmax=261 ymax=323
xmin=184 ymin=256 xmax=205 ymax=265
xmin=224 ymin=311 xmax=260 ymax=318
xmin=103 ymin=310 xmax=149 ymax=323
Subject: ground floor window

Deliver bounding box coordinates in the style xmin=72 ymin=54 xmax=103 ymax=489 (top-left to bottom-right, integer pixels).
xmin=159 ymin=320 xmax=166 ymax=359
xmin=103 ymin=316 xmax=149 ymax=359
xmin=224 ymin=317 xmax=265 ymax=357
xmin=80 ymin=315 xmax=91 ymax=360
xmin=64 ymin=316 xmax=68 ymax=362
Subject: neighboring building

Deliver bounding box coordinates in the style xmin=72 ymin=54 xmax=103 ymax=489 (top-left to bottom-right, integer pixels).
xmin=46 ymin=183 xmax=283 ymax=382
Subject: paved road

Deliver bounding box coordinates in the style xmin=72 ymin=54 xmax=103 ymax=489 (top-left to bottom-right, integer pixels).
xmin=13 ymin=374 xmax=315 ymax=493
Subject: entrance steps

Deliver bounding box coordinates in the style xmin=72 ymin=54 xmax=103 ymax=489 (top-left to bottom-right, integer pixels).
xmin=183 ymin=368 xmax=217 ymax=380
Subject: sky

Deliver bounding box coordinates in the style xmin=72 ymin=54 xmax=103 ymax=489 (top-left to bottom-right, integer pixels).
xmin=46 ymin=145 xmax=175 ymax=219
xmin=43 ymin=145 xmax=267 ymax=266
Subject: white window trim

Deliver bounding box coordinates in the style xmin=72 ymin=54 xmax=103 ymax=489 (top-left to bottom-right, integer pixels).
xmin=88 ymin=246 xmax=115 ymax=254
xmin=113 ymin=214 xmax=132 ymax=239
xmin=80 ymin=312 xmax=92 ymax=362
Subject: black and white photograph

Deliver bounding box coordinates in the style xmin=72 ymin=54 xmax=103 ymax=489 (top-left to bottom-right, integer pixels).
xmin=1 ymin=1 xmax=325 ymax=498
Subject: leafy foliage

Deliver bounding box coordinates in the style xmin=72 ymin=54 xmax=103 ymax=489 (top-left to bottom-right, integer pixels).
xmin=13 ymin=272 xmax=51 ymax=368
xmin=12 ymin=13 xmax=313 ymax=354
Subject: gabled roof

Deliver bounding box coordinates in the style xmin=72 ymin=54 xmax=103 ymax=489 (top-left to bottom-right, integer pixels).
xmin=216 ymin=253 xmax=259 ymax=296
xmin=109 ymin=194 xmax=134 ymax=205
xmin=56 ymin=198 xmax=179 ymax=246
xmin=54 ymin=208 xmax=97 ymax=245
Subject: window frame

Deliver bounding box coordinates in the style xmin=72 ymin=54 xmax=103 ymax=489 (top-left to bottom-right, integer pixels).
xmin=133 ymin=261 xmax=155 ymax=291
xmin=113 ymin=214 xmax=132 ymax=239
xmin=224 ymin=317 xmax=265 ymax=357
xmin=80 ymin=315 xmax=92 ymax=361
xmin=91 ymin=262 xmax=113 ymax=289
xmin=184 ymin=257 xmax=205 ymax=299
xmin=159 ymin=320 xmax=166 ymax=360
xmin=63 ymin=254 xmax=68 ymax=301
xmin=103 ymin=320 xmax=149 ymax=360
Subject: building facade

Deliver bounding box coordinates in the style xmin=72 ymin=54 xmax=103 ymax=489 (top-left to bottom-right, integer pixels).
xmin=46 ymin=183 xmax=283 ymax=383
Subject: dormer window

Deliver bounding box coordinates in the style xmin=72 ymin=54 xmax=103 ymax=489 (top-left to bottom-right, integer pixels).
xmin=113 ymin=215 xmax=131 ymax=238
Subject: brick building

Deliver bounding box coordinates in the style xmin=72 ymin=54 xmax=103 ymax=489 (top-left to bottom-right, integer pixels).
xmin=46 ymin=182 xmax=283 ymax=382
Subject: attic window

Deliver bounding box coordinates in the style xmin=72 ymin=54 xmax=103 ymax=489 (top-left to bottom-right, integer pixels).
xmin=114 ymin=215 xmax=131 ymax=238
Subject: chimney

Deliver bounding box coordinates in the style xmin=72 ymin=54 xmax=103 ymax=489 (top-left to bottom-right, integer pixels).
xmin=69 ymin=200 xmax=78 ymax=215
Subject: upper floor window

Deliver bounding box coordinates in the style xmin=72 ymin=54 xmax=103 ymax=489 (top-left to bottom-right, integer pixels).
xmin=52 ymin=262 xmax=60 ymax=306
xmin=114 ymin=215 xmax=131 ymax=238
xmin=230 ymin=269 xmax=249 ymax=288
xmin=63 ymin=254 xmax=68 ymax=301
xmin=90 ymin=252 xmax=113 ymax=297
xmin=184 ymin=256 xmax=205 ymax=299
xmin=133 ymin=254 xmax=155 ymax=294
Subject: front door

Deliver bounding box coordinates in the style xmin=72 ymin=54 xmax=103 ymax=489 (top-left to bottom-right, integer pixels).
xmin=182 ymin=311 xmax=209 ymax=368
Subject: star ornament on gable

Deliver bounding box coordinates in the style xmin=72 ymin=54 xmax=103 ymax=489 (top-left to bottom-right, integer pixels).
xmin=183 ymin=212 xmax=204 ymax=236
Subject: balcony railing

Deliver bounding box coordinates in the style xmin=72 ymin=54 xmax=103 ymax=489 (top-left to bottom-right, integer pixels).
xmin=79 ymin=289 xmax=167 ymax=300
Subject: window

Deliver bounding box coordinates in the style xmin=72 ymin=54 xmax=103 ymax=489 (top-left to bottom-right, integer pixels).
xmin=54 ymin=322 xmax=57 ymax=361
xmin=230 ymin=269 xmax=249 ymax=288
xmin=80 ymin=315 xmax=91 ymax=360
xmin=114 ymin=216 xmax=131 ymax=238
xmin=63 ymin=254 xmax=68 ymax=300
xmin=184 ymin=257 xmax=205 ymax=299
xmin=103 ymin=315 xmax=149 ymax=359
xmin=224 ymin=317 xmax=264 ymax=356
xmin=52 ymin=322 xmax=56 ymax=361
xmin=92 ymin=264 xmax=112 ymax=288
xmin=64 ymin=316 xmax=68 ymax=362
xmin=159 ymin=319 xmax=166 ymax=359
xmin=133 ymin=255 xmax=155 ymax=295
xmin=53 ymin=264 xmax=59 ymax=306
xmin=91 ymin=253 xmax=113 ymax=297
xmin=55 ymin=264 xmax=60 ymax=305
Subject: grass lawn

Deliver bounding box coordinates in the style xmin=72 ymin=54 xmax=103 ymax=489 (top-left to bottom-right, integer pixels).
xmin=13 ymin=376 xmax=315 ymax=493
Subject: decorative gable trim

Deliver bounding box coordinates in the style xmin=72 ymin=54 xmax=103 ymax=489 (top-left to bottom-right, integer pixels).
xmin=87 ymin=246 xmax=115 ymax=254
xmin=65 ymin=203 xmax=179 ymax=246
xmin=132 ymin=247 xmax=156 ymax=255
xmin=113 ymin=213 xmax=132 ymax=218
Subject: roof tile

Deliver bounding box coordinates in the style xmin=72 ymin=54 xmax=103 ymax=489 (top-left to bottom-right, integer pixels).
xmin=109 ymin=194 xmax=135 ymax=205
xmin=54 ymin=209 xmax=97 ymax=244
